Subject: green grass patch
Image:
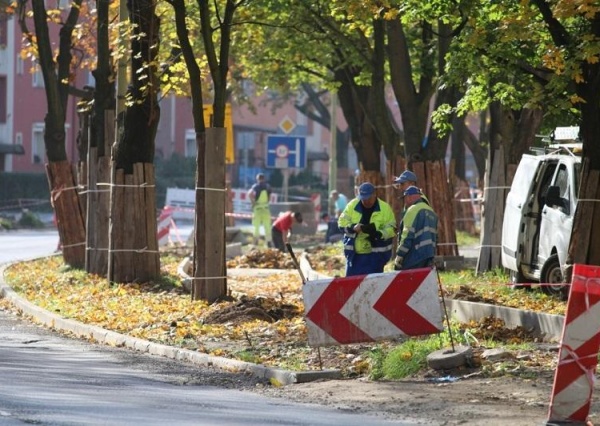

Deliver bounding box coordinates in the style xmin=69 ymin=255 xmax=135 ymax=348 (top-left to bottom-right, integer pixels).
xmin=367 ymin=345 xmax=388 ymax=380
xmin=382 ymin=338 xmax=437 ymax=379
xmin=455 ymin=230 xmax=480 ymax=247
xmin=235 ymin=349 xmax=261 ymax=364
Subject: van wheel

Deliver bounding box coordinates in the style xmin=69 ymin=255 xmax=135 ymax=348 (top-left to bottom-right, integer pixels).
xmin=508 ymin=270 xmax=530 ymax=291
xmin=540 ymin=254 xmax=568 ymax=299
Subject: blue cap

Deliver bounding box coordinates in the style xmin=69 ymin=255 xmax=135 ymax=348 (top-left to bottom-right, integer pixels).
xmin=394 ymin=170 xmax=417 ymax=184
xmin=403 ymin=186 xmax=421 ymax=197
xmin=358 ymin=183 xmax=376 ymax=200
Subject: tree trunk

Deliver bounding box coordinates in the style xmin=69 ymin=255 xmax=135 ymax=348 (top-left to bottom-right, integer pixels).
xmin=86 ymin=0 xmax=114 ymax=276
xmin=411 ymin=161 xmax=458 ymax=256
xmin=451 ymin=123 xmax=467 ymax=181
xmin=24 ymin=0 xmax=86 ymax=269
xmin=476 ymin=145 xmax=507 ymax=273
xmin=455 ymin=117 xmax=487 ymax=185
xmin=109 ymin=0 xmax=160 ymax=283
xmin=192 ymin=128 xmax=227 ymax=303
xmin=86 ymin=111 xmax=113 ymax=275
xmin=565 ymin=60 xmax=600 ymax=276
xmin=47 ymin=161 xmax=86 ymax=268
xmin=109 ymin=163 xmax=159 ymax=282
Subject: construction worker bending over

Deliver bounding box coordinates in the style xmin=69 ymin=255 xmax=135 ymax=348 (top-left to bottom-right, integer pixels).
xmin=338 ymin=182 xmax=396 ymax=276
xmin=271 ymin=211 xmax=303 ymax=252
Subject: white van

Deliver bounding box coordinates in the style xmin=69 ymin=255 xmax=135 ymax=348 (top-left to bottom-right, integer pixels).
xmin=501 ymin=127 xmax=582 ymax=298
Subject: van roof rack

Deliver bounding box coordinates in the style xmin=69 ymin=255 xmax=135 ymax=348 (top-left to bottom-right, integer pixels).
xmin=530 ymin=143 xmax=582 ymax=157
xmin=536 ymin=126 xmax=580 ymax=144
xmin=531 ymin=126 xmax=582 ymax=156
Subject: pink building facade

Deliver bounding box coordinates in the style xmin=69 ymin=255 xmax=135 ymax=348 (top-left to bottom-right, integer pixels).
xmin=1 ymin=12 xmax=350 ymax=193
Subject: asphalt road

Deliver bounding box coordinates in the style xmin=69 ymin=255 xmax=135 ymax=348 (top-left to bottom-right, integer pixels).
xmin=0 ymin=229 xmax=59 ymax=264
xmin=0 ymin=308 xmax=410 ymax=425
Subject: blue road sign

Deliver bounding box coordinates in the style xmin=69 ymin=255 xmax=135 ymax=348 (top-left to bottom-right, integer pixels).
xmin=266 ymin=135 xmax=307 ymax=169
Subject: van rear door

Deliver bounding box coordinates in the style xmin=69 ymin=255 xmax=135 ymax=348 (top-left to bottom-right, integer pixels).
xmin=501 ymin=155 xmax=543 ymax=272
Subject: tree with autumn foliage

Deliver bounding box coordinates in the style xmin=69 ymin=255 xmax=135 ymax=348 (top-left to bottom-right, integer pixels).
xmin=238 ymin=1 xmax=465 ymax=254
xmin=529 ymin=0 xmax=600 ymax=275
xmin=162 ymin=0 xmax=246 ymax=303
xmin=431 ymin=0 xmax=599 ymax=273
xmin=17 ymin=0 xmax=163 ymax=282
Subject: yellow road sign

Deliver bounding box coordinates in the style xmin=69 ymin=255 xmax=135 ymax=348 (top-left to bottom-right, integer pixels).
xmin=203 ymin=104 xmax=234 ymax=164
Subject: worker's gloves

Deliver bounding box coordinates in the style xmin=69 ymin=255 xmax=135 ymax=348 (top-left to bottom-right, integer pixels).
xmin=361 ymin=223 xmax=376 ymax=235
xmin=394 ymin=256 xmax=403 ymax=270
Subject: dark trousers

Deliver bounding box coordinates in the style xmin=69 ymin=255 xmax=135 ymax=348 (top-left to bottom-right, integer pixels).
xmin=345 ymin=253 xmax=387 ymax=276
xmin=272 ymin=227 xmax=285 ymax=251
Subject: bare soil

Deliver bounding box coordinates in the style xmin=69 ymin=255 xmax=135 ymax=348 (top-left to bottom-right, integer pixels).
xmin=256 ymin=373 xmax=562 ymax=425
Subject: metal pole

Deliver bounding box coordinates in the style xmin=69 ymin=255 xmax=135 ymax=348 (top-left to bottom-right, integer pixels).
xmin=435 ymin=266 xmax=456 ymax=352
xmin=328 ymin=92 xmax=337 ymax=215
xmin=283 ymin=168 xmax=289 ymax=202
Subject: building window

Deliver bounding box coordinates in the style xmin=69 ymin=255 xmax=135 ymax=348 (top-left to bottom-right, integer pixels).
xmin=0 ymin=18 xmax=7 ymax=47
xmin=32 ymin=124 xmax=45 ymax=164
xmin=16 ymin=56 xmax=24 ymax=75
xmin=16 ymin=132 xmax=22 ymax=146
xmin=0 ymin=76 xmax=6 ymax=123
xmin=86 ymin=70 xmax=95 ymax=88
xmin=185 ymin=129 xmax=196 ymax=158
xmin=32 ymin=64 xmax=44 ymax=88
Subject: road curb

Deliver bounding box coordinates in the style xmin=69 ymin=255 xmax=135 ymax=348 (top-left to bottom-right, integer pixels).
xmin=0 ymin=262 xmax=341 ymax=386
xmin=445 ymin=299 xmax=564 ymax=341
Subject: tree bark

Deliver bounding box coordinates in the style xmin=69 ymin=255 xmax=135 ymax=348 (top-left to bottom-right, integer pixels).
xmin=109 ymin=0 xmax=160 ymax=282
xmin=86 ymin=0 xmax=114 ymax=276
xmin=565 ymin=56 xmax=600 ymax=276
xmin=192 ymin=129 xmax=227 ymax=302
xmin=23 ymin=0 xmax=86 ymax=268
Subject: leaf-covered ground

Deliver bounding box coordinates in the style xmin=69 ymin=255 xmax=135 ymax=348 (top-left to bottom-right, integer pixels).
xmin=1 ymin=246 xmax=567 ymax=379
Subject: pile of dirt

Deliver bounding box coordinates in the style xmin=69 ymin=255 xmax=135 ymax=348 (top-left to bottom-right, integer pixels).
xmin=463 ymin=316 xmax=540 ymax=344
xmin=226 ymin=248 xmax=296 ymax=269
xmin=202 ymin=295 xmax=301 ymax=325
xmin=303 ymin=245 xmax=346 ymax=273
xmin=448 ymin=285 xmax=498 ymax=304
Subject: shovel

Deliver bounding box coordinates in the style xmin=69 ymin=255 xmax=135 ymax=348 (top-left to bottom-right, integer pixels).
xmin=285 ymin=243 xmax=306 ymax=285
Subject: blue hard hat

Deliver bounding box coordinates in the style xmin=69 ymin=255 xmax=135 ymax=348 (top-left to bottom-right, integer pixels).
xmin=358 ymin=183 xmax=376 ymax=200
xmin=394 ymin=170 xmax=417 ymax=184
xmin=403 ymin=186 xmax=421 ymax=197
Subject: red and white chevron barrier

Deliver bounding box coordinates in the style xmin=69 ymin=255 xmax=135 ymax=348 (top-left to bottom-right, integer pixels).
xmin=547 ymin=263 xmax=600 ymax=424
xmin=157 ymin=206 xmax=175 ymax=246
xmin=302 ymin=268 xmax=443 ymax=346
xmin=311 ymin=193 xmax=321 ymax=222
